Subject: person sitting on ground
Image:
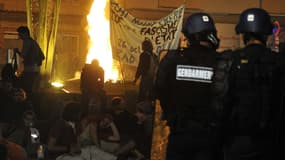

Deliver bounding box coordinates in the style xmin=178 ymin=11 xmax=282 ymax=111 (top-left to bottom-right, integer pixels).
xmin=97 ymin=113 xmax=120 ymax=154
xmin=109 ymin=96 xmax=137 ymax=144
xmin=78 ymin=112 xmax=99 ymax=147
xmin=0 ymin=143 xmax=8 ymax=160
xmin=133 ymin=100 xmax=154 ymax=159
xmin=1 ymin=63 xmax=19 ymax=87
xmin=47 ymin=102 xmax=81 ymax=159
xmin=0 ymin=127 xmax=28 ymax=160
xmin=115 ymin=101 xmax=155 ymax=160
xmin=6 ymin=110 xmax=39 ymax=158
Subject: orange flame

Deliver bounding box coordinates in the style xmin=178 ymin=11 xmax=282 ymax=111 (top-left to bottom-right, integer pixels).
xmin=86 ymin=0 xmax=119 ymax=82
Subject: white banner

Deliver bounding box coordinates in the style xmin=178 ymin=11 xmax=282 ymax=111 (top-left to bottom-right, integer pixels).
xmin=110 ymin=0 xmax=185 ymax=66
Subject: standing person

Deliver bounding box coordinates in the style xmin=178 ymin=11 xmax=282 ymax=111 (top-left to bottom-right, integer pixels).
xmin=14 ymin=26 xmax=45 ymax=98
xmin=80 ymin=59 xmax=106 ymax=113
xmin=155 ymin=12 xmax=230 ymax=160
xmin=134 ymin=39 xmax=159 ymax=102
xmin=223 ymin=8 xmax=283 ymax=160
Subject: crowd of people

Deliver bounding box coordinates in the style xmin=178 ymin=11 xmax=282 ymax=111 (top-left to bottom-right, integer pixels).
xmin=0 ymin=71 xmax=155 ymax=160
xmin=1 ymin=6 xmax=285 ymax=160
xmin=0 ymin=26 xmax=155 ymax=160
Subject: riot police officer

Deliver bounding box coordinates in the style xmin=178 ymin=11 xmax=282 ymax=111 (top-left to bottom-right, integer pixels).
xmin=155 ymin=12 xmax=227 ymax=160
xmin=223 ymin=8 xmax=283 ymax=160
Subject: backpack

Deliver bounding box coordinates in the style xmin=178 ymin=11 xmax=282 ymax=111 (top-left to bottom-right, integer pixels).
xmin=229 ymin=49 xmax=275 ymax=133
xmin=32 ymin=40 xmax=45 ymax=66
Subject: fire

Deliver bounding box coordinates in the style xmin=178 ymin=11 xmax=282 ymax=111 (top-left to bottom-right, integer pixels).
xmin=86 ymin=0 xmax=119 ymax=82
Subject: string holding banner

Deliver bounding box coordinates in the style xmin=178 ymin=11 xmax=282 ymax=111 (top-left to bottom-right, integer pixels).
xmin=110 ymin=0 xmax=185 ymax=67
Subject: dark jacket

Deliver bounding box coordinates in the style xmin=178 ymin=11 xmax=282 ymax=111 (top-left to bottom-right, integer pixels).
xmin=155 ymin=45 xmax=223 ymax=130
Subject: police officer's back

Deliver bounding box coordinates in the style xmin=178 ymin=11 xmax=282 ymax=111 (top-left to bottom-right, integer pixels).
xmin=223 ymin=8 xmax=281 ymax=160
xmin=155 ymin=13 xmax=225 ymax=160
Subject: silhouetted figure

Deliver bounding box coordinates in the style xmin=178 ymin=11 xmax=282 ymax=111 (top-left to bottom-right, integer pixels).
xmin=223 ymin=8 xmax=284 ymax=160
xmin=1 ymin=64 xmax=18 ymax=87
xmin=14 ymin=26 xmax=45 ymax=97
xmin=80 ymin=59 xmax=106 ymax=113
xmin=134 ymin=39 xmax=159 ymax=102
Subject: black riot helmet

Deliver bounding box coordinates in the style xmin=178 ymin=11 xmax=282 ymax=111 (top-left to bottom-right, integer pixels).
xmin=236 ymin=8 xmax=273 ymax=35
xmin=183 ymin=13 xmax=219 ymax=49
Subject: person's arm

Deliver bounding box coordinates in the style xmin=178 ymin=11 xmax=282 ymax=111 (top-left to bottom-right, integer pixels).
xmin=134 ymin=53 xmax=149 ymax=82
xmin=108 ymin=122 xmax=120 ymax=142
xmin=47 ymin=137 xmax=69 ymax=153
xmin=47 ymin=120 xmax=70 ymax=153
xmin=89 ymin=122 xmax=99 ymax=145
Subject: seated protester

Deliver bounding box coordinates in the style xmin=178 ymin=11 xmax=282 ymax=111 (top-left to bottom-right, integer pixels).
xmin=47 ymin=102 xmax=81 ymax=159
xmin=6 ymin=110 xmax=39 ymax=158
xmin=10 ymin=88 xmax=33 ymax=123
xmin=109 ymin=96 xmax=137 ymax=144
xmin=78 ymin=112 xmax=99 ymax=147
xmin=0 ymin=143 xmax=8 ymax=160
xmin=0 ymin=127 xmax=28 ymax=160
xmin=1 ymin=63 xmax=19 ymax=87
xmin=76 ymin=113 xmax=119 ymax=160
xmin=133 ymin=100 xmax=154 ymax=160
xmin=0 ymin=64 xmax=32 ymax=124
xmin=1 ymin=88 xmax=33 ymax=126
xmin=97 ymin=113 xmax=120 ymax=154
xmin=0 ymin=66 xmax=15 ymax=124
xmin=0 ymin=81 xmax=14 ymax=123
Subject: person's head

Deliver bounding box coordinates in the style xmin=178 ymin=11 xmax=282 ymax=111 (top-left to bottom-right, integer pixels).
xmin=23 ymin=110 xmax=36 ymax=127
xmin=16 ymin=26 xmax=30 ymax=39
xmin=99 ymin=113 xmax=113 ymax=128
xmin=142 ymin=39 xmax=153 ymax=52
xmin=182 ymin=12 xmax=219 ymax=49
xmin=111 ymin=96 xmax=126 ymax=112
xmin=91 ymin=59 xmax=99 ymax=66
xmin=62 ymin=102 xmax=81 ymax=122
xmin=135 ymin=101 xmax=154 ymax=124
xmin=236 ymin=8 xmax=273 ymax=45
xmin=11 ymin=88 xmax=26 ymax=102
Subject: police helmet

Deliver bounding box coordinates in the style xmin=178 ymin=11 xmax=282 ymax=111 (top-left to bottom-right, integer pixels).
xmin=183 ymin=13 xmax=219 ymax=49
xmin=183 ymin=13 xmax=217 ymax=35
xmin=17 ymin=26 xmax=30 ymax=37
xmin=236 ymin=8 xmax=273 ymax=35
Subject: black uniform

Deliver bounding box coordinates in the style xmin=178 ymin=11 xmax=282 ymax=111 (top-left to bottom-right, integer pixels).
xmin=155 ymin=45 xmax=230 ymax=160
xmin=221 ymin=8 xmax=285 ymax=160
xmin=223 ymin=43 xmax=283 ymax=160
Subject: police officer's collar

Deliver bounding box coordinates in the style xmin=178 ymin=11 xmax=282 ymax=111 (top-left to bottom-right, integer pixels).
xmin=199 ymin=41 xmax=213 ymax=48
xmin=246 ymin=39 xmax=264 ymax=46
